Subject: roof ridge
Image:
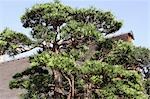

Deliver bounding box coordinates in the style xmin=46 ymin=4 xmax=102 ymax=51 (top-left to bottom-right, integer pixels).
xmin=0 ymin=56 xmax=29 ymax=64
xmin=105 ymin=31 xmax=134 ymax=39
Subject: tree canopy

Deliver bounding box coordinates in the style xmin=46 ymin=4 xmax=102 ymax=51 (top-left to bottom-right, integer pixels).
xmin=0 ymin=1 xmax=149 ymax=99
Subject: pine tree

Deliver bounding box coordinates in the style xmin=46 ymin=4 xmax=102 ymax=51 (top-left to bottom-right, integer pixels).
xmin=0 ymin=1 xmax=149 ymax=98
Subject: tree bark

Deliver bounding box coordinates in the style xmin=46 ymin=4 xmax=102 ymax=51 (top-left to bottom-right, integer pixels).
xmin=70 ymin=74 xmax=75 ymax=98
xmin=84 ymin=83 xmax=92 ymax=99
xmin=53 ymin=69 xmax=62 ymax=98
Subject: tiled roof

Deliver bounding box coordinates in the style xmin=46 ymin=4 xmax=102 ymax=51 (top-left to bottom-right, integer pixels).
xmin=105 ymin=31 xmax=134 ymax=41
xmin=0 ymin=58 xmax=30 ymax=99
xmin=112 ymin=33 xmax=134 ymax=41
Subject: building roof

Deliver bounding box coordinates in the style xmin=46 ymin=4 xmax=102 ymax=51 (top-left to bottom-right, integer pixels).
xmin=0 ymin=58 xmax=29 ymax=99
xmin=105 ymin=31 xmax=134 ymax=41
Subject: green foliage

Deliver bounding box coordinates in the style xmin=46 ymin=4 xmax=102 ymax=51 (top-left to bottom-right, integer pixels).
xmin=21 ymin=1 xmax=122 ymax=41
xmin=0 ymin=28 xmax=32 ymax=55
xmin=0 ymin=40 xmax=7 ymax=55
xmin=60 ymin=20 xmax=104 ymax=42
xmin=72 ymin=7 xmax=122 ymax=34
xmin=92 ymin=39 xmax=150 ymax=70
xmin=5 ymin=0 xmax=150 ymax=99
xmin=145 ymin=78 xmax=150 ymax=96
xmin=79 ymin=61 xmax=148 ymax=98
xmin=1 ymin=28 xmax=32 ymax=45
xmin=21 ymin=2 xmax=73 ymax=28
xmin=10 ymin=53 xmax=148 ymax=98
xmin=9 ymin=66 xmax=53 ymax=99
xmin=103 ymin=40 xmax=135 ymax=67
xmin=31 ymin=24 xmax=56 ymax=41
xmin=133 ymin=47 xmax=150 ymax=66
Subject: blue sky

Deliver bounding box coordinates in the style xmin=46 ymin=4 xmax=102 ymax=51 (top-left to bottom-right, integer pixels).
xmin=0 ymin=0 xmax=150 ymax=48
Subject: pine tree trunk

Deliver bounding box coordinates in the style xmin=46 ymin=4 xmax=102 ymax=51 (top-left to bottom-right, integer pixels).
xmin=84 ymin=83 xmax=92 ymax=99
xmin=54 ymin=70 xmax=62 ymax=98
